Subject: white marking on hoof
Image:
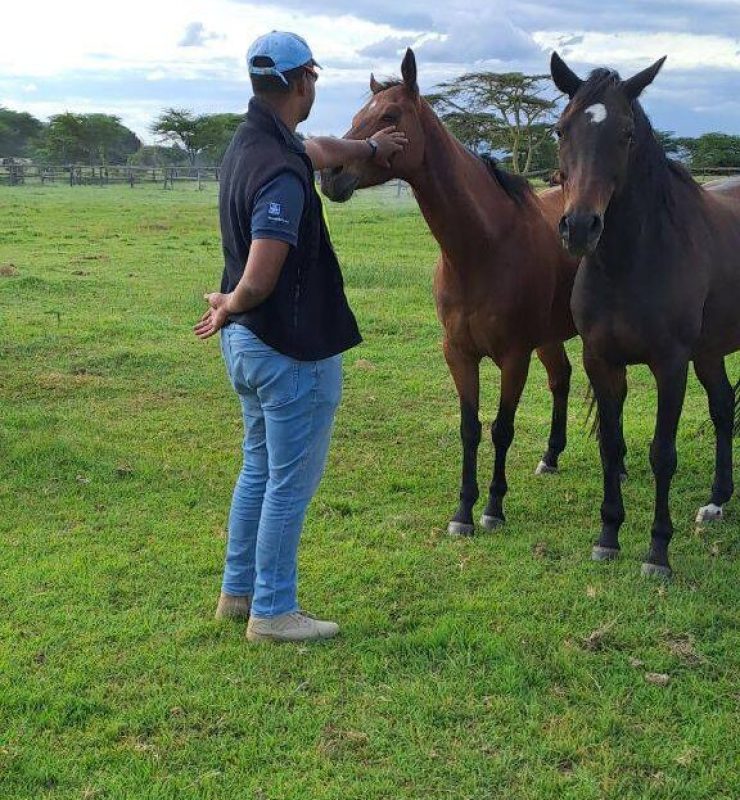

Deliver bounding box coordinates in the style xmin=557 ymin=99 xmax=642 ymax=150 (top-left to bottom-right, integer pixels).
xmin=585 ymin=103 xmax=607 ymax=124
xmin=535 ymin=460 xmax=558 ymax=475
xmin=447 ymin=520 xmax=474 ymax=536
xmin=695 ymin=503 xmax=723 ymax=524
xmin=479 ymin=514 xmax=504 ymax=531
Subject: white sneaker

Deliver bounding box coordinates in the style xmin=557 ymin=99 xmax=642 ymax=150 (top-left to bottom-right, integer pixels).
xmin=246 ymin=610 xmax=340 ymax=643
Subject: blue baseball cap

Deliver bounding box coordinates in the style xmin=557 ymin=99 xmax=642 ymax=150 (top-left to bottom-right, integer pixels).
xmin=247 ymin=31 xmax=320 ymax=86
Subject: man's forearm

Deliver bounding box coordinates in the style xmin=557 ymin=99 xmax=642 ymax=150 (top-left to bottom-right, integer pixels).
xmin=305 ymin=136 xmax=372 ymax=171
xmin=227 ymin=280 xmax=271 ymax=314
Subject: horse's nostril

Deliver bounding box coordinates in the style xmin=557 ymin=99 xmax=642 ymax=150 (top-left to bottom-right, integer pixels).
xmin=558 ymin=216 xmax=570 ymax=239
xmin=331 ymin=166 xmax=343 ymax=176
xmin=588 ymin=214 xmax=604 ymax=238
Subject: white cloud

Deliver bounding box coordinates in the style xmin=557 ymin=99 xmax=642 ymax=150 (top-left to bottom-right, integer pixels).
xmin=2 ymin=1 xmax=739 ymax=139
xmin=533 ymin=30 xmax=740 ymax=72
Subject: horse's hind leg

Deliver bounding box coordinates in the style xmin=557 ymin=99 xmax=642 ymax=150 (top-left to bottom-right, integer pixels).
xmin=444 ymin=344 xmax=482 ymax=536
xmin=694 ymin=355 xmax=734 ymax=524
xmin=535 ymin=342 xmax=572 ymax=474
xmin=480 ymin=353 xmax=531 ymax=529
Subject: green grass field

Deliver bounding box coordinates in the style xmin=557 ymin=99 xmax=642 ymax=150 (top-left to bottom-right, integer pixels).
xmin=0 ymin=183 xmax=738 ymax=800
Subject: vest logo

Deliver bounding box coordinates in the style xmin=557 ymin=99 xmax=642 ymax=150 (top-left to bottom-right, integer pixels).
xmin=268 ymin=202 xmax=282 ymax=217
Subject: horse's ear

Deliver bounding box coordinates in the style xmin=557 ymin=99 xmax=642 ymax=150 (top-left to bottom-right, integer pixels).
xmin=622 ymin=56 xmax=666 ymax=101
xmin=401 ymin=48 xmax=418 ymax=95
xmin=550 ymin=51 xmax=583 ymax=98
xmin=370 ymin=73 xmax=382 ymax=94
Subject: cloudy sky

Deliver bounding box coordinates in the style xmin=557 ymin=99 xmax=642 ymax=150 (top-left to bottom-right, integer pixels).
xmin=2 ymin=0 xmax=739 ymax=141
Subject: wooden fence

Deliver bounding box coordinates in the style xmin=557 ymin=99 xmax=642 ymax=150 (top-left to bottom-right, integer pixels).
xmin=1 ymin=162 xmax=739 ymax=189
xmin=0 ymin=163 xmax=220 ymax=188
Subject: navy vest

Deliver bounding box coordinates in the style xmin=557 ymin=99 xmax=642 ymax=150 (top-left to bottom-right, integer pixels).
xmin=219 ymin=97 xmax=362 ymax=360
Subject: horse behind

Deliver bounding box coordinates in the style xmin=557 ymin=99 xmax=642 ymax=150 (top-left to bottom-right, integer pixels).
xmin=551 ymin=52 xmax=740 ymax=577
xmin=322 ymin=49 xmax=581 ymax=535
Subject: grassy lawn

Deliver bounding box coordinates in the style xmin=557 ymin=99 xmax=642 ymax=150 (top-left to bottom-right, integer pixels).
xmin=0 ymin=183 xmax=737 ymax=800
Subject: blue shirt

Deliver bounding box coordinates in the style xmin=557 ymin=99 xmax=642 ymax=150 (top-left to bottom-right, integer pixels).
xmin=251 ymin=171 xmax=305 ymax=247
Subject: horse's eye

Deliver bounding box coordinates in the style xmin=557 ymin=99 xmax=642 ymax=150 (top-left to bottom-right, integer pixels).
xmin=381 ymin=113 xmax=398 ymax=124
xmin=553 ymin=128 xmax=563 ymax=140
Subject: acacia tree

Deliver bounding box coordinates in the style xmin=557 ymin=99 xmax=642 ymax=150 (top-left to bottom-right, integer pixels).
xmin=150 ymin=109 xmax=203 ymax=165
xmin=151 ymin=109 xmax=242 ymax=166
xmin=428 ymin=72 xmax=558 ymax=173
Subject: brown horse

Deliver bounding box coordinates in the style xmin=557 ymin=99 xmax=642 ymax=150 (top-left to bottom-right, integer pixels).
xmin=551 ymin=52 xmax=740 ymax=577
xmin=322 ymin=49 xmax=581 ymax=535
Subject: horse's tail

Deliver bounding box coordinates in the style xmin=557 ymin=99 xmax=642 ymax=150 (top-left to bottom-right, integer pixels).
xmin=584 ymin=382 xmax=599 ymax=439
xmin=734 ymin=378 xmax=740 ymax=437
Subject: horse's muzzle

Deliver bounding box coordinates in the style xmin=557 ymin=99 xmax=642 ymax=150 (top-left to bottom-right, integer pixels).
xmin=559 ymin=212 xmax=604 ymax=257
xmin=320 ymin=167 xmax=359 ymax=204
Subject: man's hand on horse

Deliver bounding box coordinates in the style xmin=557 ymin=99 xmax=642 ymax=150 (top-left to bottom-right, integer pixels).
xmin=371 ymin=126 xmax=408 ymax=168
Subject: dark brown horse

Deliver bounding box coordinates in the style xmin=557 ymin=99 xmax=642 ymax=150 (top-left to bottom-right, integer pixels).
xmin=322 ymin=49 xmax=580 ymax=535
xmin=551 ymin=52 xmax=740 ymax=577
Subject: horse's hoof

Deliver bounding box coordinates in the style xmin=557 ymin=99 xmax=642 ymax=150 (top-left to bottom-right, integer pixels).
xmin=695 ymin=503 xmax=723 ymax=524
xmin=479 ymin=514 xmax=504 ymax=531
xmin=591 ymin=545 xmax=620 ymax=561
xmin=641 ymin=562 xmax=672 ymax=580
xmin=535 ymin=460 xmax=558 ymax=476
xmin=447 ymin=520 xmax=475 ymax=537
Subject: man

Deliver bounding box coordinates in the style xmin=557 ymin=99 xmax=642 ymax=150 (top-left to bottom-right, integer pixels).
xmin=194 ymin=31 xmax=406 ymax=643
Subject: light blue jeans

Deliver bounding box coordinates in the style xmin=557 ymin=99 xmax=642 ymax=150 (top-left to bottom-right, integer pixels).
xmin=219 ymin=324 xmax=342 ymax=617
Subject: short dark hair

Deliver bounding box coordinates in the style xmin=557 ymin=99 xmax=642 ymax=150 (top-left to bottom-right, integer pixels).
xmin=250 ymin=57 xmax=305 ymax=96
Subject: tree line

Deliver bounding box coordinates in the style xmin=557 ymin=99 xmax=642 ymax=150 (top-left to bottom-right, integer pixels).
xmin=0 ymin=108 xmax=243 ymax=168
xmin=2 ymin=71 xmax=739 ymax=172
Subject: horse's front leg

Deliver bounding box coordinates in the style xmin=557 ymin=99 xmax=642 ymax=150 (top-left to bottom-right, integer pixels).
xmin=643 ymin=356 xmax=689 ymax=578
xmin=480 ymin=353 xmax=532 ymax=529
xmin=444 ymin=344 xmax=482 ymax=536
xmin=583 ymin=352 xmax=628 ymax=561
xmin=535 ymin=342 xmax=572 ymax=474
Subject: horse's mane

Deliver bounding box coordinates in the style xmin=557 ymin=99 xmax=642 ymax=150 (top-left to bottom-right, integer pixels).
xmin=477 ymin=153 xmax=534 ymax=206
xmin=372 ymin=78 xmax=404 ymax=92
xmin=569 ymin=68 xmax=700 ymax=224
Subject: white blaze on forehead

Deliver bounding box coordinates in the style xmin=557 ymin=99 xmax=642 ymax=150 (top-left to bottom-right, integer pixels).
xmin=584 ymin=103 xmax=607 ymax=124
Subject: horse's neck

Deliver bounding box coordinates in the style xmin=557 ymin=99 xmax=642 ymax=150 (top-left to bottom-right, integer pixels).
xmin=599 ymin=133 xmax=694 ymax=269
xmin=406 ymin=109 xmax=518 ymax=264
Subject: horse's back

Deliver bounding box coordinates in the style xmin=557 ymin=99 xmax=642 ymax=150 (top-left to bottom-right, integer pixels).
xmin=703 ymin=175 xmax=740 ymax=199
xmin=536 ymin=187 xmax=565 ymax=229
